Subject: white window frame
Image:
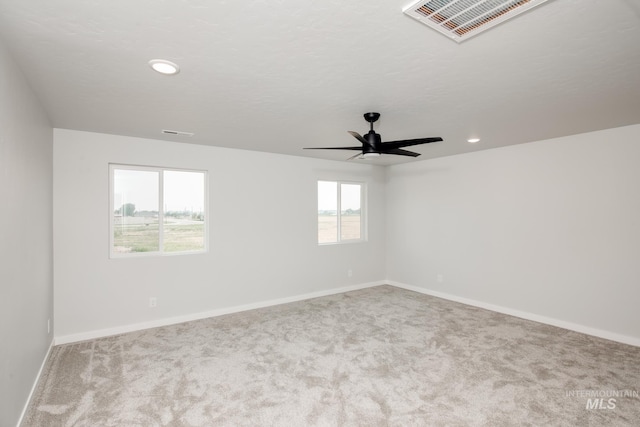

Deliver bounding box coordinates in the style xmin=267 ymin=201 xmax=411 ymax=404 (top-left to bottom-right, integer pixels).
xmin=109 ymin=164 xmax=208 ymax=258
xmin=317 ymin=180 xmax=367 ymax=245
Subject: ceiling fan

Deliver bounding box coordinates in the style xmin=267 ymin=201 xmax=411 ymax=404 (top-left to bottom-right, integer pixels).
xmin=304 ymin=112 xmax=443 ymax=159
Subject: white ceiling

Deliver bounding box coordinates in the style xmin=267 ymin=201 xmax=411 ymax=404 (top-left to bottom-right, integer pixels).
xmin=0 ymin=0 xmax=639 ymax=165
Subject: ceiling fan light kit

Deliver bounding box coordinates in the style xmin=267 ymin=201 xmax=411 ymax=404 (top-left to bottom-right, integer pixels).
xmin=362 ymin=153 xmax=382 ymax=159
xmin=304 ymin=112 xmax=443 ymax=160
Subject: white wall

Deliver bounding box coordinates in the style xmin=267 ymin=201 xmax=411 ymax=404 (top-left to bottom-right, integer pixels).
xmin=53 ymin=129 xmax=386 ymax=341
xmin=386 ymin=124 xmax=640 ymax=344
xmin=0 ymin=41 xmax=53 ymax=426
xmin=53 ymin=124 xmax=640 ymax=346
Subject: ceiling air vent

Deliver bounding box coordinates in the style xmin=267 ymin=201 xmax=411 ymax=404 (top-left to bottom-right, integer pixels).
xmin=162 ymin=129 xmax=194 ymax=137
xmin=403 ymin=0 xmax=551 ymax=43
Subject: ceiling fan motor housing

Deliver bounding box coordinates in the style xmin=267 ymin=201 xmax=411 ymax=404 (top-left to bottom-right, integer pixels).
xmin=363 ymin=131 xmax=382 ymax=154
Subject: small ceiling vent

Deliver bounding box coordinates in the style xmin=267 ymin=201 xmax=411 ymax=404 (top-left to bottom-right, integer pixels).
xmin=403 ymin=0 xmax=551 ymax=43
xmin=162 ymin=129 xmax=194 ymax=137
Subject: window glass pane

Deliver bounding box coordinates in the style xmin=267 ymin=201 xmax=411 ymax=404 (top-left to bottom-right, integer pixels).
xmin=340 ymin=183 xmax=361 ymax=240
xmin=318 ymin=181 xmax=338 ymax=244
xmin=163 ymin=170 xmax=206 ymax=252
xmin=113 ymin=169 xmax=159 ymax=253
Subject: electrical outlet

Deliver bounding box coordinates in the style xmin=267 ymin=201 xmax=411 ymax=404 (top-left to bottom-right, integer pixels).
xmin=348 ymin=269 xmax=353 ymax=277
xmin=437 ymin=274 xmax=444 ymax=283
xmin=149 ymin=297 xmax=157 ymax=308
xmin=47 ymin=319 xmax=50 ymax=334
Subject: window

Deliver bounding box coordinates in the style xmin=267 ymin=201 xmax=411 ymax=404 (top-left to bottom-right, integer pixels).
xmin=317 ymin=180 xmax=365 ymax=244
xmin=110 ymin=165 xmax=207 ymax=257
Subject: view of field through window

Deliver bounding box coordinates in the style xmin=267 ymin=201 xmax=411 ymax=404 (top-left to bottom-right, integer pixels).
xmin=318 ymin=181 xmax=362 ymax=244
xmin=112 ymin=167 xmax=206 ymax=255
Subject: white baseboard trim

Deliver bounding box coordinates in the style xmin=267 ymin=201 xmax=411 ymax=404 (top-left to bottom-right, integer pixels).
xmin=17 ymin=338 xmax=54 ymax=427
xmin=54 ymin=279 xmax=639 ymax=347
xmin=388 ymin=280 xmax=640 ymax=347
xmin=55 ymin=280 xmax=385 ymax=345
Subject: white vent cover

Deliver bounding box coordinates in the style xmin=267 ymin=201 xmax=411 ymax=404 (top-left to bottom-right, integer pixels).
xmin=403 ymin=0 xmax=551 ymax=42
xmin=162 ymin=129 xmax=194 ymax=137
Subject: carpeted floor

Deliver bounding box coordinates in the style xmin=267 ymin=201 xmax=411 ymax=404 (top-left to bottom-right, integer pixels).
xmin=23 ymin=285 xmax=640 ymax=426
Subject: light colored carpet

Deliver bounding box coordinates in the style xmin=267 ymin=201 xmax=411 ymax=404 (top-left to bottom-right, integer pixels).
xmin=23 ymin=285 xmax=640 ymax=426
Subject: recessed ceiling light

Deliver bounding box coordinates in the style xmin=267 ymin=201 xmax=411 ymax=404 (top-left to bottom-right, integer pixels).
xmin=149 ymin=59 xmax=180 ymax=75
xmin=467 ymin=138 xmax=480 ymax=143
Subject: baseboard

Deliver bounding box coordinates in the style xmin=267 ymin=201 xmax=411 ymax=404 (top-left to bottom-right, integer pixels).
xmin=52 ymin=279 xmax=640 ymax=347
xmin=387 ymin=280 xmax=640 ymax=347
xmin=55 ymin=280 xmax=386 ymax=345
xmin=16 ymin=338 xmax=54 ymax=427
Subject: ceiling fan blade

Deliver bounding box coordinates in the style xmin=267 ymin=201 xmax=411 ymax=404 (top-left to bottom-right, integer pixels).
xmin=347 ymin=131 xmax=371 ymax=147
xmin=381 ymin=148 xmax=421 ymax=157
xmin=346 ymin=152 xmax=363 ymax=161
xmin=383 ymin=137 xmax=442 ymax=150
xmin=304 ymin=146 xmax=363 ymax=151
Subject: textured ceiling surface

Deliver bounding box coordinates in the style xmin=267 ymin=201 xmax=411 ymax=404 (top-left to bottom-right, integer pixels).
xmin=0 ymin=0 xmax=639 ymax=165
